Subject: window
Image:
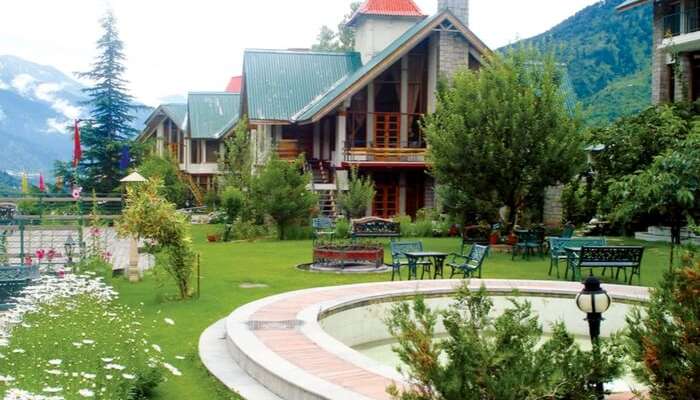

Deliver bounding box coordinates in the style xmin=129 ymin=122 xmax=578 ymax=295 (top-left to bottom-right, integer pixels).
xmin=205 ymin=141 xmax=219 ymax=163
xmin=191 ymin=140 xmax=201 ymax=164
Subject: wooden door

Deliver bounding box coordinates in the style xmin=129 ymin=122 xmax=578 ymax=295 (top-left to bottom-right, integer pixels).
xmin=374 ymin=113 xmax=400 ymax=148
xmin=373 ymin=174 xmax=399 ymax=218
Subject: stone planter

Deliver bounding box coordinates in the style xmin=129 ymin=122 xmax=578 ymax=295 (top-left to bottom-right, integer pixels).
xmin=313 ymin=244 xmax=384 ymax=268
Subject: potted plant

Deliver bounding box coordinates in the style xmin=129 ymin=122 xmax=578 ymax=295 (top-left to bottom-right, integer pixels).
xmin=207 ymin=233 xmax=220 ymax=243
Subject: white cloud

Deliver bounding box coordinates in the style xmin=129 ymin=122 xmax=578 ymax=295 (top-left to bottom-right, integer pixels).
xmin=0 ymin=80 xmax=8 ymax=90
xmin=45 ymin=117 xmax=70 ymax=134
xmin=34 ymin=82 xmax=82 ymax=120
xmin=11 ymin=73 xmax=36 ymax=95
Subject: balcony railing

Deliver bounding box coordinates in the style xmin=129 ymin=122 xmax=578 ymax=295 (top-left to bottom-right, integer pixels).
xmin=345 ymin=111 xmax=426 ymax=162
xmin=664 ymin=8 xmax=700 ymax=37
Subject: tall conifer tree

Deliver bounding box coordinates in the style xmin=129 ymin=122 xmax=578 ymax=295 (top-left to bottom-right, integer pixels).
xmin=76 ymin=11 xmax=136 ymax=193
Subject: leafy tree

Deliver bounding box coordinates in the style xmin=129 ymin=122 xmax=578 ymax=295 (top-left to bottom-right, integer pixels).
xmin=219 ymin=117 xmax=252 ymax=191
xmin=425 ymin=49 xmax=583 ymax=226
xmin=626 ymin=257 xmax=700 ymax=400
xmin=138 ymin=153 xmax=189 ymax=207
xmin=312 ymin=2 xmax=361 ymax=52
xmin=251 ymin=156 xmax=317 ymax=240
xmin=386 ymin=283 xmax=624 ymax=400
xmin=336 ymin=167 xmax=375 ymax=219
xmin=74 ymin=11 xmax=138 ymax=193
xmin=117 ymin=178 xmax=195 ymax=299
xmin=607 ymin=130 xmax=700 ymax=268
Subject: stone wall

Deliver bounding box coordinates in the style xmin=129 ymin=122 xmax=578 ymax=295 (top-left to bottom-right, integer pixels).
xmin=438 ymin=0 xmax=469 ymax=27
xmin=438 ymin=31 xmax=470 ymax=78
xmin=543 ymin=185 xmax=564 ymax=228
xmin=652 ymin=2 xmax=671 ymax=104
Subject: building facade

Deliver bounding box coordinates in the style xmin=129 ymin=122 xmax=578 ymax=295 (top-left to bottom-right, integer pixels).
xmin=620 ymin=0 xmax=700 ymax=103
xmin=139 ymin=0 xmax=488 ymax=219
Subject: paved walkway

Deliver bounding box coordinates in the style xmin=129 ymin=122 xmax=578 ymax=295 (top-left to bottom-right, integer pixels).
xmin=207 ymin=279 xmax=650 ymax=400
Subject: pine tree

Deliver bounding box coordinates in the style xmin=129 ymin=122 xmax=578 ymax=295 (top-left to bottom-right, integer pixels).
xmin=76 ymin=11 xmax=136 ymax=193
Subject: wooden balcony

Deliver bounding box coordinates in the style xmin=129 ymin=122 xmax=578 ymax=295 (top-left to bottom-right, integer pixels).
xmin=345 ymin=147 xmax=427 ymax=163
xmin=345 ymin=111 xmax=427 ymax=164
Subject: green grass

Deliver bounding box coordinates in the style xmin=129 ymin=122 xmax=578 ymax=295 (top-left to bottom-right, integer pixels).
xmin=112 ymin=226 xmax=674 ymax=400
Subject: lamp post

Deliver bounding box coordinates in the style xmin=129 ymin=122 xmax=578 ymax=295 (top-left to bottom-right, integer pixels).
xmin=575 ymin=275 xmax=612 ymax=400
xmin=64 ymin=235 xmax=75 ymax=269
xmin=120 ymin=172 xmax=147 ymax=283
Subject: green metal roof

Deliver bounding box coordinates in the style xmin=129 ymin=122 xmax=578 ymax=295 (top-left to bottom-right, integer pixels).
xmin=187 ymin=92 xmax=240 ymax=139
xmin=161 ymin=104 xmax=187 ymax=129
xmin=243 ymin=49 xmax=362 ymax=121
xmin=616 ymin=0 xmax=649 ymax=11
xmin=293 ymin=10 xmax=487 ymax=122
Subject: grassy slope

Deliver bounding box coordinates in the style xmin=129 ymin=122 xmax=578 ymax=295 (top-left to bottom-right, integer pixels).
xmin=113 ymin=225 xmax=674 ymax=400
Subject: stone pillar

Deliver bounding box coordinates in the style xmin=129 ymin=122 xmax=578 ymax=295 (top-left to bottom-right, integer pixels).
xmin=438 ymin=31 xmax=470 ymax=79
xmin=127 ymin=236 xmax=140 ymax=282
xmin=676 ymin=53 xmax=691 ymax=102
xmin=652 ymin=2 xmax=672 ymax=104
xmin=438 ymin=0 xmax=469 ymax=27
xmin=543 ymin=185 xmax=564 ymax=228
xmin=400 ymin=56 xmax=409 ymax=147
xmin=366 ymin=83 xmax=375 ymax=147
xmin=335 ymin=110 xmax=347 ymax=167
xmin=156 ymin=122 xmax=164 ymax=157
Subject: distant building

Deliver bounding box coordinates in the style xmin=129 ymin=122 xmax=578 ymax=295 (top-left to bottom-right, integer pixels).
xmin=139 ymin=0 xmax=489 ymax=219
xmin=619 ymin=0 xmax=700 ymax=103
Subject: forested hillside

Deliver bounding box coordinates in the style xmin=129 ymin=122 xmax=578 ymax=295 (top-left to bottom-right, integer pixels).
xmin=511 ymin=0 xmax=653 ymax=126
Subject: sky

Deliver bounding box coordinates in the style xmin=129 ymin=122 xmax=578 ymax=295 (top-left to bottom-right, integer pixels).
xmin=0 ymin=0 xmax=599 ymax=106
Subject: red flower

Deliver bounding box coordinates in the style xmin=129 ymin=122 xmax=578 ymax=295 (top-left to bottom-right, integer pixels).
xmin=35 ymin=249 xmax=46 ymax=260
xmin=24 ymin=256 xmax=33 ymax=266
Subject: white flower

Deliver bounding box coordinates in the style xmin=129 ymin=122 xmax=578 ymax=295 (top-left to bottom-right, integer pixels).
xmin=82 ymin=339 xmax=95 ymax=345
xmin=100 ymin=357 xmax=113 ymax=363
xmin=164 ymin=318 xmax=175 ymax=325
xmin=122 ymin=373 xmax=136 ymax=380
xmin=12 ymin=348 xmax=25 ymax=353
xmin=45 ymin=369 xmax=62 ymax=375
xmin=72 ymin=342 xmax=83 ymax=348
xmin=0 ymin=374 xmax=15 ymax=382
xmin=48 ymin=359 xmax=62 ymax=366
xmin=81 ymin=372 xmax=96 ymax=379
xmin=105 ymin=374 xmax=113 ymax=380
xmin=175 ymin=355 xmax=185 ymax=360
xmin=42 ymin=387 xmax=62 ymax=393
xmin=104 ymin=363 xmax=125 ymax=370
xmin=78 ymin=389 xmax=94 ymax=397
xmin=151 ymin=344 xmax=161 ymax=353
xmin=162 ymin=362 xmax=182 ymax=376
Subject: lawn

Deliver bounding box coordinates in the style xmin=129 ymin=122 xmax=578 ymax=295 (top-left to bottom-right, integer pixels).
xmin=112 ymin=225 xmax=674 ymax=400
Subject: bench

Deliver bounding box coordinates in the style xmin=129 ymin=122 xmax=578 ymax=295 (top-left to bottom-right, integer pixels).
xmin=447 ymin=244 xmax=489 ymax=279
xmin=312 ymin=217 xmax=335 ymax=243
xmin=0 ymin=265 xmax=40 ymax=309
xmin=548 ymin=237 xmax=606 ymax=279
xmin=568 ymin=246 xmax=644 ymax=284
xmin=389 ymin=241 xmax=431 ymax=281
xmin=351 ymin=217 xmax=400 ymax=240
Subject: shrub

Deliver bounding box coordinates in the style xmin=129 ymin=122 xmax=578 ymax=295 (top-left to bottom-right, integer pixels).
xmin=283 ymin=225 xmax=314 ymax=241
xmin=413 ymin=219 xmax=434 ymax=238
xmin=336 ymin=167 xmax=375 ymax=219
xmin=626 ymin=256 xmax=700 ymax=399
xmin=394 ymin=215 xmax=414 ymax=237
xmin=203 ymin=190 xmax=220 ymax=211
xmin=138 ymin=154 xmax=189 ymax=207
xmin=0 ymin=275 xmax=179 ymax=399
xmin=386 ymin=283 xmax=625 ymax=400
xmin=229 ymin=220 xmax=273 ymax=241
xmin=333 ymin=217 xmax=351 ymax=239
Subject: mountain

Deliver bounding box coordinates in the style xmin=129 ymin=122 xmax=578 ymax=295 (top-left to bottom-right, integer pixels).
xmin=0 ymin=55 xmax=152 ymax=177
xmin=509 ymin=0 xmax=653 ymax=126
xmin=0 ymin=170 xmax=19 ymax=193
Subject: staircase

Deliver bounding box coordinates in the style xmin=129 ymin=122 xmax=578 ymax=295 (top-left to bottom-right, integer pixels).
xmin=308 ymin=160 xmax=337 ymax=219
xmin=178 ymin=171 xmax=204 ymax=206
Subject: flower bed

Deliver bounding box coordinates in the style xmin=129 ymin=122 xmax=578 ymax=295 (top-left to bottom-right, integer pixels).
xmin=0 ymin=275 xmax=179 ymax=399
xmin=313 ymin=243 xmax=384 ymax=268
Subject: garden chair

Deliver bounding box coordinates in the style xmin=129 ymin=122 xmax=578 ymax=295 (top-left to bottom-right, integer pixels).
xmin=512 ymin=230 xmax=538 ymax=260
xmin=447 ymin=244 xmax=489 ymax=279
xmin=312 ymin=217 xmax=335 ymax=243
xmin=390 ymin=241 xmax=431 ymax=281
xmin=561 ymin=224 xmax=575 ymax=238
xmin=548 ymin=237 xmax=606 ymax=278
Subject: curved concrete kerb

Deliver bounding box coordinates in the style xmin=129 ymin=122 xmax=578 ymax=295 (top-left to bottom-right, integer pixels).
xmin=203 ymin=280 xmax=650 ymax=400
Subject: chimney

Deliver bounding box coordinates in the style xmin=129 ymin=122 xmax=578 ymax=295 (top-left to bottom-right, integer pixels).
xmin=438 ymin=0 xmax=469 ymax=27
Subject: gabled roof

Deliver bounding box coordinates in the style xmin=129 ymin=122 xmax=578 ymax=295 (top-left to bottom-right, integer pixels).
xmin=347 ymin=0 xmax=426 ymax=25
xmin=293 ymin=10 xmax=490 ymax=122
xmin=243 ymin=49 xmax=362 ymax=122
xmin=616 ymin=0 xmax=649 ymax=11
xmin=225 ymin=76 xmax=242 ymax=93
xmin=188 ymin=92 xmax=240 ymax=139
xmin=141 ymin=103 xmax=187 ymax=138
